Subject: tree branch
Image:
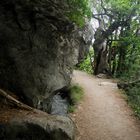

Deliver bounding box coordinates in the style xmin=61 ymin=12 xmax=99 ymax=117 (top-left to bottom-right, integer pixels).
xmin=0 ymin=89 xmax=34 ymax=111
xmin=92 ymin=14 xmax=101 ymax=21
xmin=104 ymin=20 xmax=129 ymax=38
xmin=117 ymin=79 xmax=140 ymax=90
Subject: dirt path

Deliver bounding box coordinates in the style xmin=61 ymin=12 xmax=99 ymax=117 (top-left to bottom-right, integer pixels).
xmin=71 ymin=70 xmax=140 ymax=140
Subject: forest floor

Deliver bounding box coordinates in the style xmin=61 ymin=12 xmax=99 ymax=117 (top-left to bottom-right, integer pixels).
xmin=71 ymin=70 xmax=140 ymax=140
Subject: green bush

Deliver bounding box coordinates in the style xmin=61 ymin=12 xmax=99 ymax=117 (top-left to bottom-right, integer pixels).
xmin=126 ymin=84 xmax=140 ymax=118
xmin=77 ymin=49 xmax=94 ymax=74
xmin=67 ymin=0 xmax=91 ymax=26
xmin=68 ymin=105 xmax=75 ymax=113
xmin=68 ymin=84 xmax=84 ymax=113
xmin=117 ymin=54 xmax=140 ymax=118
xmin=78 ymin=56 xmax=93 ymax=74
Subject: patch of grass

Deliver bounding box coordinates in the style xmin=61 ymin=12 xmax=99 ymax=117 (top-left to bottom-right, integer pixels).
xmin=68 ymin=105 xmax=75 ymax=113
xmin=69 ymin=84 xmax=84 ymax=105
xmin=68 ymin=84 xmax=84 ymax=113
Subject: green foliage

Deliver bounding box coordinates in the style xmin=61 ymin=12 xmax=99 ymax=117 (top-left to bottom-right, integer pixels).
xmin=115 ymin=38 xmax=140 ymax=81
xmin=78 ymin=57 xmax=92 ymax=74
xmin=68 ymin=84 xmax=84 ymax=113
xmin=69 ymin=84 xmax=84 ymax=104
xmin=117 ymin=31 xmax=140 ymax=118
xmin=104 ymin=0 xmax=138 ymax=16
xmin=67 ymin=0 xmax=92 ymax=26
xmin=118 ymin=34 xmax=140 ymax=115
xmin=68 ymin=105 xmax=75 ymax=113
xmin=126 ymin=84 xmax=140 ymax=118
xmin=77 ymin=48 xmax=94 ymax=74
xmin=90 ymin=0 xmax=140 ymax=119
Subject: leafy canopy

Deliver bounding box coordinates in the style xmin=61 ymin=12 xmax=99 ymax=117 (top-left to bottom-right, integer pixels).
xmin=67 ymin=0 xmax=92 ymax=26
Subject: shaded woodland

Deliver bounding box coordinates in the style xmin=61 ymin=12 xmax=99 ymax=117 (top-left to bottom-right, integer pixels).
xmin=0 ymin=0 xmax=140 ymax=139
xmin=78 ymin=0 xmax=140 ymax=117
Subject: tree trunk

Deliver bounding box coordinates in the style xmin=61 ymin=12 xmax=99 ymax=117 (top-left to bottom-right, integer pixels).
xmin=108 ymin=42 xmax=112 ymax=72
xmin=94 ymin=46 xmax=109 ymax=75
xmin=92 ymin=19 xmax=129 ymax=75
xmin=116 ymin=45 xmax=126 ymax=76
xmin=93 ymin=28 xmax=109 ymax=75
xmin=112 ymin=59 xmax=116 ymax=75
xmin=88 ymin=49 xmax=94 ymax=74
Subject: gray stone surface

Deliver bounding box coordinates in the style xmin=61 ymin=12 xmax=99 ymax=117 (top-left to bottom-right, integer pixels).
xmin=0 ymin=1 xmax=92 ymax=139
xmin=0 ymin=0 xmax=79 ymax=108
xmin=78 ymin=23 xmax=94 ymax=63
xmin=49 ymin=94 xmax=68 ymax=116
xmin=0 ymin=0 xmax=92 ymax=110
xmin=0 ymin=112 xmax=75 ymax=140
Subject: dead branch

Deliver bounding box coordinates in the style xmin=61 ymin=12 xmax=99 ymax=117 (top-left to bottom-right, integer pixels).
xmin=117 ymin=79 xmax=140 ymax=90
xmin=0 ymin=89 xmax=34 ymax=111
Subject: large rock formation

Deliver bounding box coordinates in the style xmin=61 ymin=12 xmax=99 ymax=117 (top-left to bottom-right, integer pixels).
xmin=0 ymin=0 xmax=93 ymax=139
xmin=0 ymin=0 xmax=80 ymax=109
xmin=78 ymin=23 xmax=94 ymax=63
xmin=0 ymin=107 xmax=75 ymax=140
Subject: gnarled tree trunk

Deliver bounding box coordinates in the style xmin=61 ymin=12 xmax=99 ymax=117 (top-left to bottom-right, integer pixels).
xmin=93 ymin=28 xmax=109 ymax=75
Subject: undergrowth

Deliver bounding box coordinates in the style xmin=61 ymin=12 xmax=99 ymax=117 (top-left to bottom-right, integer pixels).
xmin=68 ymin=84 xmax=84 ymax=113
xmin=77 ymin=56 xmax=93 ymax=74
xmin=125 ymin=84 xmax=140 ymax=118
xmin=117 ymin=66 xmax=140 ymax=119
xmin=76 ymin=48 xmax=94 ymax=74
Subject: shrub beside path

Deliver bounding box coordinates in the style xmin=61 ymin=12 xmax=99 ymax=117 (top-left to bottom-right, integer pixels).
xmin=71 ymin=70 xmax=140 ymax=140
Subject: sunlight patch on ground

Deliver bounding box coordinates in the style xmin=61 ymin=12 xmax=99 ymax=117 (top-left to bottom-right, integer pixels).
xmin=99 ymin=82 xmax=117 ymax=88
